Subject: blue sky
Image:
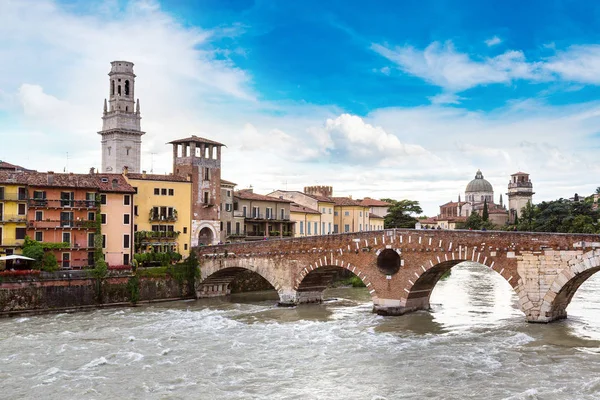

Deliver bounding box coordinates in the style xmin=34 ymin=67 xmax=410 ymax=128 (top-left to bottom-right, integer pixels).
xmin=2 ymin=0 xmax=600 ymax=215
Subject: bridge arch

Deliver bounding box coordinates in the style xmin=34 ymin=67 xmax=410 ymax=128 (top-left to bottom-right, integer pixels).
xmin=402 ymin=254 xmax=522 ymax=314
xmin=199 ymin=260 xmax=287 ymax=301
xmin=539 ymin=250 xmax=600 ymax=322
xmin=295 ymin=256 xmax=376 ymax=304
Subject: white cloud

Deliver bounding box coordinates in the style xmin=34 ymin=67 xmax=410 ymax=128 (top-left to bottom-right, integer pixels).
xmin=544 ymin=45 xmax=600 ymax=84
xmin=428 ymin=92 xmax=463 ymax=105
xmin=371 ymin=41 xmax=544 ymax=92
xmin=485 ymin=36 xmax=502 ymax=47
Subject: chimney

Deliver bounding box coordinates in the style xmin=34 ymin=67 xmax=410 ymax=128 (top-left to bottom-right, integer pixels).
xmin=112 ymin=179 xmax=118 ymax=189
xmin=122 ymin=166 xmax=129 ymax=175
xmin=47 ymin=171 xmax=54 ymax=185
xmin=90 ymin=167 xmax=95 ymax=174
xmin=142 ymin=170 xmax=147 ymax=178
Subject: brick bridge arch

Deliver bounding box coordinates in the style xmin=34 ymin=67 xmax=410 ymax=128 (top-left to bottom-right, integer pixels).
xmin=197 ymin=230 xmax=600 ymax=323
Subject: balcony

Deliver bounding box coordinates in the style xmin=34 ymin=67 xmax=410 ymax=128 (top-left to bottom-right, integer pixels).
xmin=149 ymin=210 xmax=178 ymax=222
xmin=0 ymin=214 xmax=27 ymax=223
xmin=27 ymin=199 xmax=97 ymax=209
xmin=28 ymin=219 xmax=97 ymax=230
xmin=136 ymin=231 xmax=180 ymax=241
xmin=0 ymin=194 xmax=28 ymax=201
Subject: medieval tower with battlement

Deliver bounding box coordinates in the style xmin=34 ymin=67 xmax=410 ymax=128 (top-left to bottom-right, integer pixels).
xmin=99 ymin=61 xmax=144 ymax=173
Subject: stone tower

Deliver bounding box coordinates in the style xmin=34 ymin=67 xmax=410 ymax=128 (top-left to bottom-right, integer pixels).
xmin=507 ymin=172 xmax=534 ymax=223
xmin=170 ymin=135 xmax=224 ymax=246
xmin=99 ymin=61 xmax=144 ymax=173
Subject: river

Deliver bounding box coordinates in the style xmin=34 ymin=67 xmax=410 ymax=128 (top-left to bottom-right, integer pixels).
xmin=2 ymin=262 xmax=600 ymax=399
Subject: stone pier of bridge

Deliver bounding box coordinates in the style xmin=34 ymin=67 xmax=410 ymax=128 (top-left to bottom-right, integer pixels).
xmin=196 ymin=229 xmax=600 ymax=323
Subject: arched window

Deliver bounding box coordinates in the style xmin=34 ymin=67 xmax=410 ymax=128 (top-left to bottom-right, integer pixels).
xmin=125 ymin=80 xmax=130 ymax=96
xmin=111 ymin=80 xmax=115 ymax=95
xmin=118 ymin=85 xmax=121 ymax=95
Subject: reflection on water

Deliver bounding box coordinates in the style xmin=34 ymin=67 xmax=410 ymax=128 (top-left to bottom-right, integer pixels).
xmin=2 ymin=262 xmax=600 ymax=399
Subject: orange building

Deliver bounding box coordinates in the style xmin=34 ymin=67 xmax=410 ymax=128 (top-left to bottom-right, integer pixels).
xmin=26 ymin=172 xmax=99 ymax=269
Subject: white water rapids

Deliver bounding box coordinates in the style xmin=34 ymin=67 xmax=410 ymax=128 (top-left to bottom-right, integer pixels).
xmin=2 ymin=263 xmax=600 ymax=399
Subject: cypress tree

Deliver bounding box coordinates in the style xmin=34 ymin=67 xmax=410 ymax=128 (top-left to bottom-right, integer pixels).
xmin=482 ymin=198 xmax=489 ymax=221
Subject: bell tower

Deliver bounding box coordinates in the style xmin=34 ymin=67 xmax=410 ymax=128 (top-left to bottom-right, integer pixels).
xmin=98 ymin=61 xmax=144 ymax=173
xmin=507 ymin=172 xmax=534 ymax=223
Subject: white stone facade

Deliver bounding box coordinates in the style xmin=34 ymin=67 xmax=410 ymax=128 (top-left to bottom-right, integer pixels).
xmin=99 ymin=61 xmax=144 ymax=173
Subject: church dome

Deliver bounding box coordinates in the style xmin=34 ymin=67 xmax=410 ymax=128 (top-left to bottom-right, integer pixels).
xmin=465 ymin=170 xmax=493 ymax=193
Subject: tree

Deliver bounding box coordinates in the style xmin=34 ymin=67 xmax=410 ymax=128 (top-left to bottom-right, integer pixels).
xmin=482 ymin=199 xmax=489 ymax=221
xmin=464 ymin=212 xmax=483 ymax=230
xmin=22 ymin=237 xmax=44 ymax=269
xmin=596 ymin=187 xmax=600 ymax=194
xmin=42 ymin=252 xmax=59 ymax=272
xmin=381 ymin=199 xmax=423 ymax=228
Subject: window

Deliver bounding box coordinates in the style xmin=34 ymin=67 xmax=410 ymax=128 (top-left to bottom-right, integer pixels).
xmin=344 ymin=211 xmax=350 ymax=216
xmin=134 ymin=205 xmax=138 ymax=216
xmin=226 ymin=221 xmax=231 ymax=235
xmin=328 ymin=222 xmax=331 ymax=234
xmin=62 ymin=253 xmax=70 ymax=269
xmin=359 ymin=224 xmax=362 ymax=231
xmin=360 ymin=211 xmax=362 ymax=217
xmin=168 ymin=189 xmax=174 ymax=196
xmin=183 ymin=227 xmax=187 ymax=234
xmin=203 ymin=168 xmax=210 ymax=181
xmin=123 ymin=214 xmax=130 ymax=224
xmin=184 ymin=244 xmax=188 ymax=251
xmin=242 ymin=206 xmax=247 ymax=217
xmin=344 ymin=224 xmax=350 ymax=233
xmin=334 ymin=211 xmax=339 ymax=216
xmin=17 ymin=203 xmax=25 ymax=215
xmin=329 ymin=208 xmax=332 ymax=214
xmin=100 ymin=194 xmax=107 ymax=205
xmin=154 ymin=188 xmax=160 ymax=195
xmin=225 ymin=203 xmax=232 ymax=212
xmin=35 ymin=211 xmax=43 ymax=221
xmin=322 ymin=222 xmax=325 ymax=235
xmin=314 ymin=222 xmax=318 ymax=235
xmin=86 ymin=192 xmax=95 ymax=207
xmin=88 ymin=233 xmax=94 ymax=247
xmin=123 ymin=254 xmax=130 ymax=265
xmin=134 ymin=224 xmax=137 ymax=232
xmin=266 ymin=207 xmax=272 ymax=219
xmin=88 ymin=252 xmax=94 ymax=266
xmin=88 ymin=212 xmax=95 ymax=221
xmin=161 ymin=188 xmax=167 ymax=196
xmin=0 ymin=187 xmax=4 ymax=200
xmin=18 ymin=187 xmax=27 ymax=200
xmin=102 ymin=235 xmax=106 ymax=248
xmin=123 ymin=234 xmax=130 ymax=249
xmin=252 ymin=206 xmax=259 ymax=218
xmin=12 ymin=228 xmax=23 ymax=240
xmin=61 ymin=191 xmax=74 ymax=207
xmin=35 ymin=231 xmax=43 ymax=242
xmin=203 ymin=192 xmax=209 ymax=204
xmin=62 ymin=232 xmax=71 ymax=244
xmin=334 ymin=224 xmax=339 ymax=233
xmin=307 ymin=222 xmax=311 ymax=235
xmin=227 ymin=190 xmax=231 ymax=197
xmin=299 ymin=221 xmax=304 ymax=234
xmin=101 ymin=214 xmax=107 ymax=224
xmin=124 ymin=195 xmax=130 ymax=205
xmin=60 ymin=211 xmax=73 ymax=227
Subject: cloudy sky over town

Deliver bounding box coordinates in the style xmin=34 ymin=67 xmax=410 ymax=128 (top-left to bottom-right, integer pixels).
xmin=2 ymin=0 xmax=600 ymax=215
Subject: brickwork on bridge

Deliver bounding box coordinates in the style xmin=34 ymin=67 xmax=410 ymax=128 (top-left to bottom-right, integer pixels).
xmin=196 ymin=229 xmax=600 ymax=323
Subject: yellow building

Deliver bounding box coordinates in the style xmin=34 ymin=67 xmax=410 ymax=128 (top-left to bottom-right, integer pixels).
xmin=332 ymin=197 xmax=371 ymax=233
xmin=124 ymin=172 xmax=192 ymax=257
xmin=290 ymin=203 xmax=322 ymax=237
xmin=0 ymin=171 xmax=28 ymax=262
xmin=368 ymin=213 xmax=385 ymax=231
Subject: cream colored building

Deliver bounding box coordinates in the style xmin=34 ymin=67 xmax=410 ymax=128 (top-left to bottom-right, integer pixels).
xmin=234 ymin=189 xmax=294 ymax=240
xmin=331 ymin=197 xmax=371 ymax=233
xmin=290 ymin=203 xmax=322 ymax=237
xmin=268 ymin=190 xmax=335 ymax=235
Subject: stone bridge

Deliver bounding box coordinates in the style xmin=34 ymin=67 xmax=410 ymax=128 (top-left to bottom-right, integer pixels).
xmin=195 ymin=229 xmax=600 ymax=323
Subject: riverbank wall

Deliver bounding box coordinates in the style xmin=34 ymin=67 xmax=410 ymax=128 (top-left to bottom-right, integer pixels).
xmin=0 ymin=271 xmax=194 ymax=316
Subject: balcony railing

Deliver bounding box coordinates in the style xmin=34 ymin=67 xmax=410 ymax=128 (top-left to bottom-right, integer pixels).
xmin=0 ymin=194 xmax=28 ymax=201
xmin=136 ymin=231 xmax=180 ymax=240
xmin=0 ymin=214 xmax=27 ymax=223
xmin=28 ymin=199 xmax=97 ymax=209
xmin=149 ymin=209 xmax=178 ymax=222
xmin=28 ymin=220 xmax=97 ymax=229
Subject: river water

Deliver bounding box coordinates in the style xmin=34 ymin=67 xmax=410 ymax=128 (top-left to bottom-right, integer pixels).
xmin=2 ymin=263 xmax=600 ymax=399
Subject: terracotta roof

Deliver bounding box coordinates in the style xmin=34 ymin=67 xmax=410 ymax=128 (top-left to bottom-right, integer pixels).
xmin=369 ymin=213 xmax=384 ymax=220
xmin=291 ymin=203 xmax=321 ymax=214
xmin=360 ymin=198 xmax=391 ymax=207
xmin=235 ymin=189 xmax=293 ymax=203
xmin=168 ymin=135 xmax=225 ymax=147
xmin=220 ymin=179 xmax=236 ymax=187
xmin=126 ymin=173 xmax=189 ymax=182
xmin=0 ymin=170 xmax=29 ymax=184
xmin=95 ymin=174 xmax=136 ymax=193
xmin=440 ymin=201 xmax=469 ymax=207
xmin=511 ymin=171 xmax=529 ymax=176
xmin=301 ymin=192 xmax=335 ymax=203
xmin=420 ymin=217 xmax=438 ymax=224
xmin=26 ymin=172 xmax=98 ymax=188
xmin=0 ymin=161 xmax=33 ymax=172
xmin=331 ymin=197 xmax=363 ymax=207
